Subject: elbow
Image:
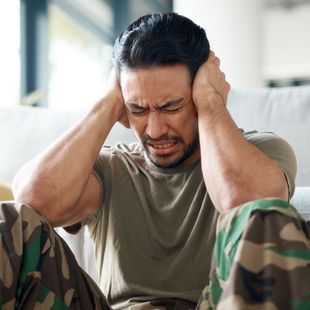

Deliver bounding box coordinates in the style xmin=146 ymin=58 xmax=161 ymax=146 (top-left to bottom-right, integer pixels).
xmin=13 ymin=189 xmax=66 ymax=226
xmin=215 ymin=176 xmax=289 ymax=213
xmin=272 ymin=175 xmax=289 ymax=201
xmin=12 ymin=162 xmax=55 ymax=210
xmin=216 ymin=194 xmax=245 ymax=212
xmin=12 ymin=176 xmax=60 ymax=225
xmin=13 ymin=178 xmax=49 ymax=213
xmin=12 ymin=178 xmax=78 ymax=227
xmin=220 ymin=182 xmax=289 ymax=213
xmin=12 ymin=165 xmax=77 ymax=226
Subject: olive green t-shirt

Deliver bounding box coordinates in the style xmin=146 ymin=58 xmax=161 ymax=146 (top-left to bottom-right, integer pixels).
xmin=85 ymin=131 xmax=296 ymax=309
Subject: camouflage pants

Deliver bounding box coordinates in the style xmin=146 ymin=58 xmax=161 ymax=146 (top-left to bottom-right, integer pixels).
xmin=1 ymin=199 xmax=310 ymax=309
xmin=0 ymin=202 xmax=110 ymax=309
xmin=197 ymin=198 xmax=310 ymax=310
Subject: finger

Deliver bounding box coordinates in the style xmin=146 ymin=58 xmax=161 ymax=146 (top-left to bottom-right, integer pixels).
xmin=209 ymin=50 xmax=215 ymax=59
xmin=214 ymin=56 xmax=220 ymax=67
xmin=208 ymin=51 xmax=221 ymax=67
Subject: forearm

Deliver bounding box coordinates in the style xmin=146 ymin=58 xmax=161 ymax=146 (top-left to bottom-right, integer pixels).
xmin=12 ymin=96 xmax=118 ymax=218
xmin=198 ymin=99 xmax=288 ymax=212
xmin=192 ymin=53 xmax=287 ymax=212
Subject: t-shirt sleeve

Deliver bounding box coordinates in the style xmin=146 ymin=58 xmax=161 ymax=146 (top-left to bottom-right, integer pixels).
xmin=243 ymin=131 xmax=297 ymax=200
xmin=63 ymin=146 xmax=112 ymax=234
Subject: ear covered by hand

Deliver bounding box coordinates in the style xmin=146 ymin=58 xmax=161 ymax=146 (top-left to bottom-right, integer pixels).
xmin=192 ymin=51 xmax=230 ymax=110
xmin=106 ymin=69 xmax=130 ymax=128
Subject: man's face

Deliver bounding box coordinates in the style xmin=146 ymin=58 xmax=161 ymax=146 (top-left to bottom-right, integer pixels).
xmin=120 ymin=64 xmax=200 ymax=168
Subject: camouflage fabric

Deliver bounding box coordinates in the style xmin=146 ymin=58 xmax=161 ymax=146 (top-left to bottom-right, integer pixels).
xmin=1 ymin=200 xmax=310 ymax=310
xmin=0 ymin=202 xmax=110 ymax=309
xmin=197 ymin=198 xmax=310 ymax=310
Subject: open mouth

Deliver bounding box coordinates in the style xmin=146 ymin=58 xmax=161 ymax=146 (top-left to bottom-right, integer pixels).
xmin=147 ymin=141 xmax=178 ymax=155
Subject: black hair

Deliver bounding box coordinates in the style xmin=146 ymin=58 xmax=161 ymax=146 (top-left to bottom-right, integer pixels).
xmin=113 ymin=13 xmax=210 ymax=82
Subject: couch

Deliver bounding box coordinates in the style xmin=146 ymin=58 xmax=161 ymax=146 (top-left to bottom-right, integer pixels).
xmin=1 ymin=85 xmax=310 ymax=281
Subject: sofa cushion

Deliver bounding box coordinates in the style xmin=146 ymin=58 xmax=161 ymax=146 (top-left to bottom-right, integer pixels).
xmin=228 ymin=86 xmax=310 ymax=186
xmin=0 ymin=107 xmax=135 ymax=183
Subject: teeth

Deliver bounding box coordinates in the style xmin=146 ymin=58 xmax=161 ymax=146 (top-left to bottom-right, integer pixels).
xmin=151 ymin=143 xmax=174 ymax=149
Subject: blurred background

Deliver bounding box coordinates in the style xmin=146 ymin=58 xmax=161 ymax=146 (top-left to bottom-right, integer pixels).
xmin=1 ymin=0 xmax=310 ymax=110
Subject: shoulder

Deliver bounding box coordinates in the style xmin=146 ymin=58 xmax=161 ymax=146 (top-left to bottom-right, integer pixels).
xmin=242 ymin=130 xmax=295 ymax=159
xmin=243 ymin=130 xmax=283 ymax=143
xmin=242 ymin=130 xmax=297 ymax=198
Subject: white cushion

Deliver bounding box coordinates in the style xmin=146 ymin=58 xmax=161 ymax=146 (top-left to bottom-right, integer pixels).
xmin=228 ymin=86 xmax=310 ymax=186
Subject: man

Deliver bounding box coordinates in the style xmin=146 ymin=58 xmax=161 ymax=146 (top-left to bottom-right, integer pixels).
xmin=1 ymin=13 xmax=309 ymax=309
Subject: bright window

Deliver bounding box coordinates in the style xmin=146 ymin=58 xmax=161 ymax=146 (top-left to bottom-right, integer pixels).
xmin=0 ymin=0 xmax=20 ymax=107
xmin=48 ymin=3 xmax=113 ymax=110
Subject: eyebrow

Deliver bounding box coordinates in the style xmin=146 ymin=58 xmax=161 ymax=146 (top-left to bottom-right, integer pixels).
xmin=126 ymin=98 xmax=185 ymax=110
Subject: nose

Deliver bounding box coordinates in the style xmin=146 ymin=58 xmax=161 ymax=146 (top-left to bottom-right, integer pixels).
xmin=145 ymin=111 xmax=168 ymax=139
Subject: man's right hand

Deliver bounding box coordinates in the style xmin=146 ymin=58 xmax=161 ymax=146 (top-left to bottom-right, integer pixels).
xmin=104 ymin=69 xmax=130 ymax=128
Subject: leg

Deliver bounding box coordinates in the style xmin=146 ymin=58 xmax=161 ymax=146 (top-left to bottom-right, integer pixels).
xmin=0 ymin=202 xmax=110 ymax=309
xmin=197 ymin=198 xmax=310 ymax=310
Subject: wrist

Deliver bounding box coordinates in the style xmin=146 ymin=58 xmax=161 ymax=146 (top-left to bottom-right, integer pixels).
xmin=92 ymin=94 xmax=122 ymax=124
xmin=100 ymin=87 xmax=125 ymax=117
xmin=194 ymin=92 xmax=225 ymax=114
xmin=196 ymin=98 xmax=228 ymax=133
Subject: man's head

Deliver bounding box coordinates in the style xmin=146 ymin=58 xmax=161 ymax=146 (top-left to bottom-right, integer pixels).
xmin=113 ymin=13 xmax=210 ymax=168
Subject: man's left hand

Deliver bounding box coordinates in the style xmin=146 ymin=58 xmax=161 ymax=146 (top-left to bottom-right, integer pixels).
xmin=192 ymin=51 xmax=230 ymax=113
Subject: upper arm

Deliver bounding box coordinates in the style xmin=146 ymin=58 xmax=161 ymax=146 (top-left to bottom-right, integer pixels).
xmin=58 ymin=148 xmax=111 ymax=228
xmin=245 ymin=131 xmax=297 ymax=199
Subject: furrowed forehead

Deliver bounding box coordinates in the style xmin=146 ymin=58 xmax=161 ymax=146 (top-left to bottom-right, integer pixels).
xmin=119 ymin=64 xmax=192 ymax=85
xmin=125 ymin=97 xmax=185 ymax=109
xmin=119 ymin=64 xmax=192 ymax=110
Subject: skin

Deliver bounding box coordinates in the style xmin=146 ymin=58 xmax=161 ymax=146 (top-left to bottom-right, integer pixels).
xmin=13 ymin=52 xmax=288 ymax=226
xmin=192 ymin=53 xmax=288 ymax=211
xmin=120 ymin=65 xmax=200 ymax=168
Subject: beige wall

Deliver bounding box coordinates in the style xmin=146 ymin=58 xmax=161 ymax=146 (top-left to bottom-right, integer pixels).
xmin=174 ymin=0 xmax=310 ymax=87
xmin=263 ymin=3 xmax=310 ymax=80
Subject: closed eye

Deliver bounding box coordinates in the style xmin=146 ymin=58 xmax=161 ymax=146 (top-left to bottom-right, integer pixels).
xmin=127 ymin=98 xmax=187 ymax=115
xmin=130 ymin=107 xmax=149 ymax=115
xmin=126 ymin=103 xmax=149 ymax=116
xmin=158 ymin=98 xmax=187 ymax=114
xmin=162 ymin=107 xmax=182 ymax=114
xmin=131 ymin=107 xmax=182 ymax=115
xmin=131 ymin=110 xmax=148 ymax=115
